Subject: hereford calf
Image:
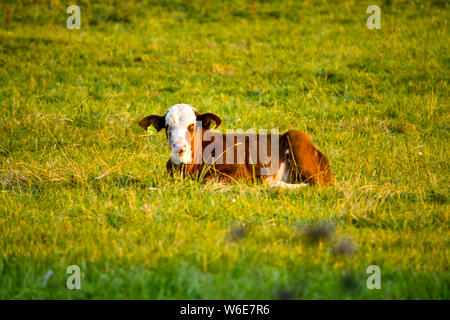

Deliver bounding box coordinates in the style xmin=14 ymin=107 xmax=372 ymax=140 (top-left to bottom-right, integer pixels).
xmin=139 ymin=104 xmax=333 ymax=187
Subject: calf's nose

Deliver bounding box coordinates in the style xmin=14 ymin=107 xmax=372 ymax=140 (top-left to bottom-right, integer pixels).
xmin=172 ymin=142 xmax=187 ymax=152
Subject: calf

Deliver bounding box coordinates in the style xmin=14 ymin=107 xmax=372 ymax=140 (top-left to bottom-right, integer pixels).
xmin=139 ymin=104 xmax=333 ymax=187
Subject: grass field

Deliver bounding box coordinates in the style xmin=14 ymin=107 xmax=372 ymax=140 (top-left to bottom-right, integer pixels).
xmin=0 ymin=0 xmax=449 ymax=299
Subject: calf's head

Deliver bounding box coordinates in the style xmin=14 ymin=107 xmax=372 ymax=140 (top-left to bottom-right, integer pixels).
xmin=139 ymin=104 xmax=222 ymax=165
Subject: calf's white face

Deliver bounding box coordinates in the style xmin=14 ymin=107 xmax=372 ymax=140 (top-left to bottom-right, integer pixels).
xmin=138 ymin=103 xmax=222 ymax=166
xmin=165 ymin=104 xmax=196 ymax=164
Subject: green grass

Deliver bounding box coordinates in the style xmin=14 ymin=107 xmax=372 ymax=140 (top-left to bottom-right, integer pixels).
xmin=0 ymin=0 xmax=449 ymax=299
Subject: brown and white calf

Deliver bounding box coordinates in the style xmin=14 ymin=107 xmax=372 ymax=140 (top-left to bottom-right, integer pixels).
xmin=139 ymin=104 xmax=333 ymax=187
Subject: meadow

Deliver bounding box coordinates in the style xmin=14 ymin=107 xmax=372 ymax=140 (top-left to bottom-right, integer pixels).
xmin=0 ymin=0 xmax=448 ymax=299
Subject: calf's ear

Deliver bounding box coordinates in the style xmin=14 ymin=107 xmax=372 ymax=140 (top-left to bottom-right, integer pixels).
xmin=138 ymin=115 xmax=165 ymax=131
xmin=195 ymin=112 xmax=222 ymax=130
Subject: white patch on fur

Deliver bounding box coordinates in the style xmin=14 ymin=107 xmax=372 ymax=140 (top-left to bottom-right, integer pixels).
xmin=165 ymin=104 xmax=197 ymax=164
xmin=265 ymin=161 xmax=307 ymax=188
xmin=265 ymin=161 xmax=289 ymax=183
xmin=276 ymin=161 xmax=289 ymax=181
xmin=270 ymin=181 xmax=308 ymax=188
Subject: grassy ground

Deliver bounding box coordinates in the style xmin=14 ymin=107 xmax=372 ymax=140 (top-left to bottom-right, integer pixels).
xmin=0 ymin=0 xmax=448 ymax=299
